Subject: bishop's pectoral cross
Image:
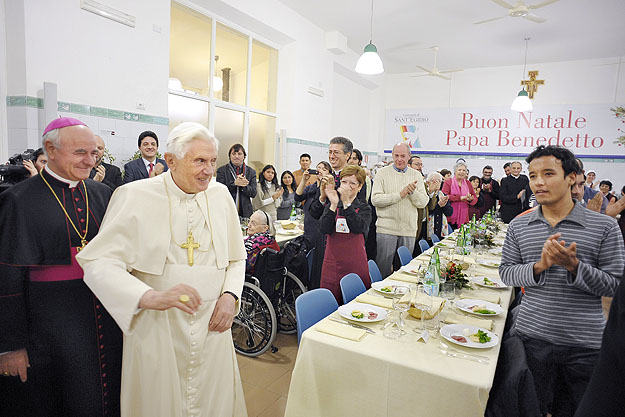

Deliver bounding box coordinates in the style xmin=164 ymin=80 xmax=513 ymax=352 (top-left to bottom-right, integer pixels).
xmin=521 ymin=70 xmax=544 ymax=99
xmin=182 ymin=231 xmax=200 ymax=266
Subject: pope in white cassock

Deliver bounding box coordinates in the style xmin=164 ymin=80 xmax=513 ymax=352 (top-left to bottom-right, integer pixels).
xmin=77 ymin=122 xmax=247 ymax=417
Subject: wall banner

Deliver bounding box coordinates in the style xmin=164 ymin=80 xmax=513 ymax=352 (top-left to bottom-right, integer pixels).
xmin=385 ymin=104 xmax=625 ymax=158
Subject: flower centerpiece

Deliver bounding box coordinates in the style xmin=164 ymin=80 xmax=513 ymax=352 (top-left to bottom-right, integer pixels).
xmin=442 ymin=262 xmax=471 ymax=290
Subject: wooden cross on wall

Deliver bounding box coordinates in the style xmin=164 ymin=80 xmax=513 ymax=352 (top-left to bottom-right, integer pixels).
xmin=521 ymin=70 xmax=544 ymax=99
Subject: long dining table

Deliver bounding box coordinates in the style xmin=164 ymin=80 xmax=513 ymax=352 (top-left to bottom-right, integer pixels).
xmin=285 ymin=228 xmax=514 ymax=417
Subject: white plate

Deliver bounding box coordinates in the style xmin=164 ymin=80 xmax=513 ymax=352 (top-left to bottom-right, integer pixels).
xmin=337 ymin=302 xmax=387 ymax=323
xmin=488 ymin=248 xmax=502 ymax=256
xmin=440 ymin=324 xmax=499 ymax=349
xmin=371 ymin=281 xmax=410 ymax=296
xmin=276 ymin=228 xmax=301 ymax=235
xmin=476 ymin=259 xmax=500 ymax=268
xmin=455 ymin=299 xmax=504 ymax=316
xmin=471 ymin=276 xmax=507 ymax=289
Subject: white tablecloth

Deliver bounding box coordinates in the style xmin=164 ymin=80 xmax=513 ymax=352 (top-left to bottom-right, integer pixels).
xmin=285 ymin=232 xmax=513 ymax=417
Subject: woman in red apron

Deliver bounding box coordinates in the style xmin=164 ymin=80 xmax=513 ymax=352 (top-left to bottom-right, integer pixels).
xmin=319 ymin=165 xmax=372 ymax=304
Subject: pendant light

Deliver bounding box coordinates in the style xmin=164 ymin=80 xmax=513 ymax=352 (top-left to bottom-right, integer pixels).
xmin=213 ymin=55 xmax=223 ymax=92
xmin=355 ymin=0 xmax=384 ymax=75
xmin=511 ymin=38 xmax=532 ymax=113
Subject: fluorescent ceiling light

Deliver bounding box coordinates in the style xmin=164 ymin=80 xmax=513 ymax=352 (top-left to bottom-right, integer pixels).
xmin=80 ymin=0 xmax=135 ymax=28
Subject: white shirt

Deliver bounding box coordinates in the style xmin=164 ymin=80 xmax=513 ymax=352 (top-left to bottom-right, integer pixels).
xmin=142 ymin=157 xmax=157 ymax=173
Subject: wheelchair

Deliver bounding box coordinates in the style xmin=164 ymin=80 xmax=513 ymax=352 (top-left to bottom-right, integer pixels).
xmin=232 ymin=247 xmax=307 ymax=357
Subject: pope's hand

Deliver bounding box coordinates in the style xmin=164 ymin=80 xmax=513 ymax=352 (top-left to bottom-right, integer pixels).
xmin=209 ymin=293 xmax=236 ymax=332
xmin=0 ymin=348 xmax=30 ymax=382
xmin=139 ymin=284 xmax=202 ymax=314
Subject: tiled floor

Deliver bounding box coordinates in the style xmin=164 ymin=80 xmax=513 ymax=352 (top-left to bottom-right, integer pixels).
xmin=237 ymin=332 xmax=298 ymax=417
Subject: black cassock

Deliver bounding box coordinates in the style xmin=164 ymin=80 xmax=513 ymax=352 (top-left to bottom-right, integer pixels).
xmin=499 ymin=174 xmax=529 ymax=224
xmin=0 ymin=168 xmax=122 ymax=417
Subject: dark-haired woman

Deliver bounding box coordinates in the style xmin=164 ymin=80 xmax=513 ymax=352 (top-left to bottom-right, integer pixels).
xmin=277 ymin=170 xmax=300 ymax=220
xmin=468 ymin=175 xmax=484 ymax=221
xmin=252 ymin=165 xmax=282 ymax=230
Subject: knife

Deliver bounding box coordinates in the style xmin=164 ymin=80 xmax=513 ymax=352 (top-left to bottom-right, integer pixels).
xmin=329 ymin=318 xmax=376 ymax=334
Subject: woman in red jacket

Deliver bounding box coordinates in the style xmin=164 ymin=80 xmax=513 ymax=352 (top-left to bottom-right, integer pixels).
xmin=442 ymin=161 xmax=477 ymax=228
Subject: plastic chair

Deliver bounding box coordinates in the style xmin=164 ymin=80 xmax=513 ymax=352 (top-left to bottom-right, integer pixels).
xmin=397 ymin=246 xmax=413 ymax=266
xmin=419 ymin=239 xmax=430 ymax=253
xmin=431 ymin=234 xmax=440 ymax=244
xmin=340 ymin=273 xmax=366 ymax=304
xmin=295 ymin=288 xmax=338 ymax=344
xmin=368 ymin=260 xmax=383 ymax=283
xmin=448 ymin=224 xmax=454 ymax=235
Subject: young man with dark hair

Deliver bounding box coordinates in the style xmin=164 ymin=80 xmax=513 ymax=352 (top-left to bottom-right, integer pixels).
xmin=216 ymin=143 xmax=257 ymax=218
xmin=500 ymin=145 xmax=624 ymax=417
xmin=293 ymin=153 xmax=316 ymax=188
xmin=123 ymin=130 xmax=168 ymax=183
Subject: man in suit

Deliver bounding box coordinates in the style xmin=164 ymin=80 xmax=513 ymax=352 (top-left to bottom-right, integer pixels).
xmin=123 ymin=130 xmax=168 ymax=184
xmin=216 ymin=143 xmax=257 ymax=218
xmin=89 ymin=135 xmax=122 ymax=191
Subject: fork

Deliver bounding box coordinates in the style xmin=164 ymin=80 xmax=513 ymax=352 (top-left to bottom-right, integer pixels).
xmin=439 ymin=341 xmax=490 ymax=361
xmin=440 ymin=348 xmax=489 ymax=364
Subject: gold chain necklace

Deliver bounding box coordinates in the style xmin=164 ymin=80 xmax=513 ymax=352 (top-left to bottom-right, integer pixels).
xmin=40 ymin=171 xmax=90 ymax=251
xmin=163 ymin=177 xmax=212 ymax=266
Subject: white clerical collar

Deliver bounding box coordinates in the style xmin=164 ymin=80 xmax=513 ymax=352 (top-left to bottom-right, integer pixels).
xmin=511 ymin=174 xmax=520 ymax=179
xmin=164 ymin=171 xmax=198 ymax=200
xmin=44 ymin=165 xmax=79 ymax=188
xmin=142 ymin=157 xmax=157 ymax=168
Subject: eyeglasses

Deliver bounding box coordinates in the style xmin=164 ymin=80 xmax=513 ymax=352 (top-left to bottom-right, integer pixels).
xmin=328 ymin=150 xmax=345 ymax=156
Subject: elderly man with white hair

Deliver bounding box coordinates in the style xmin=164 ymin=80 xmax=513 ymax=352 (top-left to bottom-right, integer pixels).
xmin=77 ymin=122 xmax=248 ymax=417
xmin=372 ymin=142 xmax=429 ymax=277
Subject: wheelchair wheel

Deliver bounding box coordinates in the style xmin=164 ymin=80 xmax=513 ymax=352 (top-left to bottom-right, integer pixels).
xmin=232 ymin=282 xmax=277 ymax=357
xmin=275 ymin=272 xmax=307 ymax=334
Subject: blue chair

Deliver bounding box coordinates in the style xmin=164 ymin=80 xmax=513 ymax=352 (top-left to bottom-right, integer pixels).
xmin=431 ymin=234 xmax=440 ymax=244
xmin=397 ymin=246 xmax=412 ymax=266
xmin=340 ymin=273 xmax=366 ymax=304
xmin=368 ymin=260 xmax=383 ymax=283
xmin=295 ymin=288 xmax=338 ymax=344
xmin=448 ymin=224 xmax=454 ymax=235
xmin=419 ymin=239 xmax=430 ymax=253
xmin=306 ymin=248 xmax=315 ymax=284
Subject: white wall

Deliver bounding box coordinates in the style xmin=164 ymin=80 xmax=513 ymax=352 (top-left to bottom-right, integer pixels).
xmin=380 ymin=56 xmax=625 ymax=185
xmin=0 ymin=0 xmax=8 ymax=160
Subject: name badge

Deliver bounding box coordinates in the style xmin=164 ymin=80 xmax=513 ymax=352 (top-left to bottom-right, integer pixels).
xmin=336 ymin=218 xmax=350 ymax=234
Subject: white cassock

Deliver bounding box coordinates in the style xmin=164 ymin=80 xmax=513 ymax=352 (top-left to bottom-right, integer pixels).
xmin=77 ymin=171 xmax=247 ymax=417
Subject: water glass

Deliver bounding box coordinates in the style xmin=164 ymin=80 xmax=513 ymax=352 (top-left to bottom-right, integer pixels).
xmin=413 ymin=285 xmax=432 ymax=331
xmin=440 ymin=281 xmax=456 ymax=302
xmin=392 ymin=286 xmax=411 ymax=335
xmin=382 ymin=313 xmax=401 ymax=339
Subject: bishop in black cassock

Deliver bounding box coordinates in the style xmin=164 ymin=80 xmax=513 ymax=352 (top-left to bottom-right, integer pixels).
xmin=0 ymin=118 xmax=122 ymax=417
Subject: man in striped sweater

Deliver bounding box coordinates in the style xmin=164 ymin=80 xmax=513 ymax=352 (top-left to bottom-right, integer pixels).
xmin=372 ymin=143 xmax=429 ymax=277
xmin=500 ymin=145 xmax=624 ymax=417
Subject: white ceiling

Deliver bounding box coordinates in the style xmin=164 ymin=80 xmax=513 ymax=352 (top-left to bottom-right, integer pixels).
xmin=278 ymin=0 xmax=625 ymax=74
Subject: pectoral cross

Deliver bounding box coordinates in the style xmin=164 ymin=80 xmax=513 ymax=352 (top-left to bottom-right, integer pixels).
xmin=76 ymin=239 xmax=88 ymax=252
xmin=181 ymin=231 xmax=200 ymax=266
xmin=521 ymin=70 xmax=544 ymax=99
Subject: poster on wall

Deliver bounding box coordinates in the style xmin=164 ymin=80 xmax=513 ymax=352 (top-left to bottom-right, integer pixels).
xmin=385 ymin=104 xmax=625 ymax=158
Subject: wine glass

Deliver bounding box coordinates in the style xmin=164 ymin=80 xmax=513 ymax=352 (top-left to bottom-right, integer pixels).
xmin=413 ymin=285 xmax=432 ymax=331
xmin=392 ymin=286 xmax=411 ymax=336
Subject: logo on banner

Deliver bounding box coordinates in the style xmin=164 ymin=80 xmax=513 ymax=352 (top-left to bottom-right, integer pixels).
xmin=400 ymin=125 xmax=421 ymax=148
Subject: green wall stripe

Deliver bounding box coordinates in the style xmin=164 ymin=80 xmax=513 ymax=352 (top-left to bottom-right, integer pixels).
xmin=286 ymin=137 xmax=379 ymax=157
xmin=6 ymin=95 xmax=168 ymax=125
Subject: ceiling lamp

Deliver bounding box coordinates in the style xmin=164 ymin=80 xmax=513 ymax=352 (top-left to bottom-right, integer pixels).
xmin=213 ymin=55 xmax=223 ymax=92
xmin=355 ymin=0 xmax=384 ymax=75
xmin=511 ymin=38 xmax=533 ymax=113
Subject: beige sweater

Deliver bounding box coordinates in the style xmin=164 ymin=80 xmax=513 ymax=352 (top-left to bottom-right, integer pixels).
xmin=371 ymin=165 xmax=428 ymax=236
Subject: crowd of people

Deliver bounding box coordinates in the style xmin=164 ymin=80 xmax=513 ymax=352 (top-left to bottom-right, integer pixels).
xmin=2 ymin=117 xmax=625 ymax=417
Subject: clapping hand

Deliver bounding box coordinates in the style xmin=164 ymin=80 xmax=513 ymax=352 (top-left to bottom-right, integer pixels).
xmin=93 ymin=164 xmax=106 ymax=182
xmin=234 ymin=174 xmax=249 ymax=187
xmin=517 ymin=189 xmax=526 ymax=200
xmin=466 ymin=192 xmax=474 ymax=202
xmin=400 ymin=180 xmax=418 ymax=198
xmin=438 ymin=194 xmax=449 ymax=207
xmin=544 ymin=233 xmax=579 ymax=274
xmin=587 ymin=192 xmax=603 ymax=213
xmin=272 ymin=188 xmax=284 ymax=200
xmin=326 ymin=181 xmax=339 ymax=207
xmin=23 ymin=160 xmax=38 ymax=177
